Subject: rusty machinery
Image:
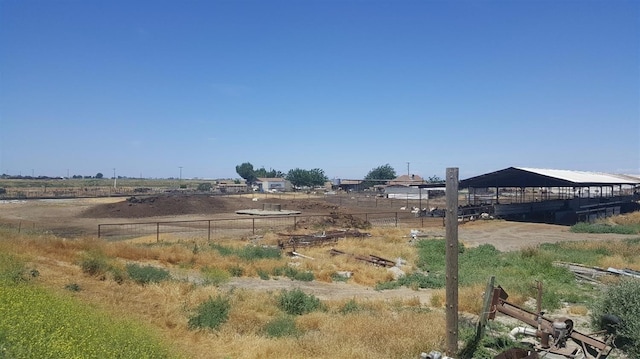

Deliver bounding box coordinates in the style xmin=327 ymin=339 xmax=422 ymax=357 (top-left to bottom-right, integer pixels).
xmin=487 ymin=282 xmax=618 ymax=359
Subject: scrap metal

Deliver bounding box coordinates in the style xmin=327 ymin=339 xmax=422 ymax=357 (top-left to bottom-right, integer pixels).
xmin=277 ymin=230 xmax=370 ymax=250
xmin=329 ymin=248 xmax=395 ymax=267
xmin=486 ymin=283 xmax=616 ymax=359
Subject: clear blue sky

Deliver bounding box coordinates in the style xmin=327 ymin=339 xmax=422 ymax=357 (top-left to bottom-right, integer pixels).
xmin=1 ymin=0 xmax=638 ymax=180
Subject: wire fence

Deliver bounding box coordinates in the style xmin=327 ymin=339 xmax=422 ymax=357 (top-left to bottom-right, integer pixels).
xmin=97 ymin=212 xmax=445 ymax=242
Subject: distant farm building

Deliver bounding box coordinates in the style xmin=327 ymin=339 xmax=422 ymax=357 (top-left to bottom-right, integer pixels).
xmin=255 ymin=178 xmax=291 ymax=192
xmin=332 ymin=179 xmax=364 ymax=192
xmin=216 ymin=180 xmax=248 ymax=193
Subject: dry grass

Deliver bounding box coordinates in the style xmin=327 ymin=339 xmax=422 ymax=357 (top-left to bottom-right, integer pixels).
xmin=4 ymin=211 xmax=638 ymax=358
xmin=560 ymin=238 xmax=640 ymax=271
xmin=0 ymin=228 xmax=449 ymax=358
xmin=605 ymin=211 xmax=640 ymax=226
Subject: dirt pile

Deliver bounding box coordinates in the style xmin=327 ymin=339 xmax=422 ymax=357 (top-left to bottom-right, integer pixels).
xmin=79 ymin=196 xmax=350 ymax=219
xmin=79 ymin=195 xmax=257 ymax=218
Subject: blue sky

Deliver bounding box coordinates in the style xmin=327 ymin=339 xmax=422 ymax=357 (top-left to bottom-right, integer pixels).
xmin=1 ymin=0 xmax=638 ymax=180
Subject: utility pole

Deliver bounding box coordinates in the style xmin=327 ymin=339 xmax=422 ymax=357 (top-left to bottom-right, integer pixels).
xmin=113 ymin=168 xmax=117 ymax=189
xmin=406 ymin=162 xmax=410 ymax=176
xmin=445 ymin=167 xmax=459 ymax=357
xmin=179 ymin=166 xmax=183 ymax=181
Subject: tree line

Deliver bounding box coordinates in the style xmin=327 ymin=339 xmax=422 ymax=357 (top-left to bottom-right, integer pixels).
xmin=235 ymin=162 xmax=443 ymax=189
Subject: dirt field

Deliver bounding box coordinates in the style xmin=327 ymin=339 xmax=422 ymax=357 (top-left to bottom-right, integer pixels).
xmin=0 ymin=194 xmax=634 ymax=251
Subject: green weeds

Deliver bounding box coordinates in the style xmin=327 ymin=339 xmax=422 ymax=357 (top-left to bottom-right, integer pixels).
xmin=126 ymin=263 xmax=171 ymax=285
xmin=571 ymin=222 xmax=640 ymax=234
xmin=188 ymin=295 xmax=230 ymax=330
xmin=276 ymin=288 xmax=323 ymax=315
xmin=0 ymin=283 xmax=174 ymax=358
xmin=262 ymin=315 xmax=300 ymax=338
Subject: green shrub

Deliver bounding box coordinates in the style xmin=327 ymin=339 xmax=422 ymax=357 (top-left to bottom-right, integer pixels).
xmin=279 ymin=266 xmax=313 ymax=281
xmin=376 ymin=272 xmax=445 ymax=291
xmin=64 ymin=283 xmax=81 ymax=292
xmin=293 ymin=271 xmax=314 ymax=282
xmin=228 ymin=266 xmax=244 ymax=277
xmin=591 ymin=279 xmax=640 ymax=358
xmin=209 ymin=243 xmax=235 ymax=256
xmin=209 ymin=243 xmax=281 ymax=261
xmin=339 ymin=299 xmax=362 ymax=314
xmin=200 ymin=266 xmax=230 ymax=286
xmin=0 ymin=253 xmax=28 ymax=284
xmin=188 ymin=295 xmax=230 ymax=330
xmin=79 ymin=251 xmax=110 ymax=276
xmin=263 ymin=315 xmax=300 ymax=338
xmin=237 ymin=245 xmax=281 ymax=261
xmin=331 ymin=272 xmax=349 ymax=282
xmin=126 ymin=263 xmax=170 ymax=285
xmin=257 ymin=269 xmax=270 ymax=280
xmin=276 ymin=288 xmax=322 ymax=315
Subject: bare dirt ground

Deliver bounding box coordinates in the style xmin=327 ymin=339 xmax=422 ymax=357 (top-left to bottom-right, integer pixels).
xmin=1 ymin=194 xmax=632 ymax=251
xmin=1 ymin=195 xmax=635 ymax=306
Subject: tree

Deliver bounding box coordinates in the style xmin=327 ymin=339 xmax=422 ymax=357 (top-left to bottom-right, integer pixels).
xmin=427 ymin=175 xmax=444 ymax=183
xmin=95 ymin=173 xmax=104 ymax=179
xmin=286 ymin=168 xmax=328 ymax=188
xmin=363 ymin=164 xmax=396 ymax=188
xmin=235 ymin=162 xmax=257 ymax=185
xmin=255 ymin=167 xmax=286 ymax=179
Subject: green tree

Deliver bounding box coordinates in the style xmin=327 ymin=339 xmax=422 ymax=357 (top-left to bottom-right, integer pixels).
xmin=95 ymin=173 xmax=104 ymax=179
xmin=255 ymin=167 xmax=286 ymax=178
xmin=235 ymin=162 xmax=257 ymax=185
xmin=363 ymin=164 xmax=396 ymax=188
xmin=427 ymin=175 xmax=444 ymax=183
xmin=286 ymin=168 xmax=327 ymax=188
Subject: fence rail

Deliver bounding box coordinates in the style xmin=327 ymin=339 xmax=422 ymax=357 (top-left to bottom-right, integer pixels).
xmin=97 ymin=212 xmax=445 ymax=242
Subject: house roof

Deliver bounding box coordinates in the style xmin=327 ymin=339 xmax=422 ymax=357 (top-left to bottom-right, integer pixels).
xmin=387 ymin=174 xmax=424 ymax=186
xmin=338 ymin=179 xmax=363 ymax=185
xmin=460 ymin=167 xmax=640 ymax=188
xmin=256 ymin=177 xmax=286 ymax=182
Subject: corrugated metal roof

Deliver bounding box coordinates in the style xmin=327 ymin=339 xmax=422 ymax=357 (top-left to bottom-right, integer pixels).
xmin=516 ymin=167 xmax=639 ymax=185
xmin=460 ymin=167 xmax=640 ymax=188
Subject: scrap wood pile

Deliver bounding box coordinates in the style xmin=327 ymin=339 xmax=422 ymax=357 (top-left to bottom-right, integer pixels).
xmin=329 ymin=248 xmax=395 ymax=267
xmin=277 ymin=229 xmax=370 ymax=249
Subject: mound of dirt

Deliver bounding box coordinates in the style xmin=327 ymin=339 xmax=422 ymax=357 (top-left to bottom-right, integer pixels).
xmin=79 ymin=195 xmax=349 ymax=219
xmin=79 ymin=195 xmax=256 ymax=218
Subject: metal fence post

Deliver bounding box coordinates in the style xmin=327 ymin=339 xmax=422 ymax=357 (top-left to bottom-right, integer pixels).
xmin=395 ymin=212 xmax=398 ymax=227
xmin=208 ymin=220 xmax=211 ymax=242
xmin=252 ymin=218 xmax=255 ymax=234
xmin=156 ymin=222 xmax=160 ymax=243
xmin=98 ymin=224 xmax=101 ymax=238
xmin=294 ymin=216 xmax=297 ymax=230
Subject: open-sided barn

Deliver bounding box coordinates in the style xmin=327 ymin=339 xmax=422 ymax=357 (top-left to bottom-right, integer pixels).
xmin=459 ymin=167 xmax=640 ymax=224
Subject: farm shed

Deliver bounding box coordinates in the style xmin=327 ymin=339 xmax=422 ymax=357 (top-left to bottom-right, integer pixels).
xmin=255 ymin=178 xmax=291 ymax=192
xmin=459 ymin=167 xmax=640 ymax=224
xmin=332 ymin=179 xmax=364 ymax=192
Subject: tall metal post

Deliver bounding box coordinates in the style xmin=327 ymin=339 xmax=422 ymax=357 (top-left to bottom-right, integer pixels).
xmin=445 ymin=167 xmax=459 ymax=356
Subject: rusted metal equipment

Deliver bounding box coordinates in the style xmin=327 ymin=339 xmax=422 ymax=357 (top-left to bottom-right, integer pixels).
xmin=487 ymin=284 xmax=616 ymax=359
xmin=277 ymin=230 xmax=370 ymax=250
xmin=329 ymin=248 xmax=395 ymax=267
